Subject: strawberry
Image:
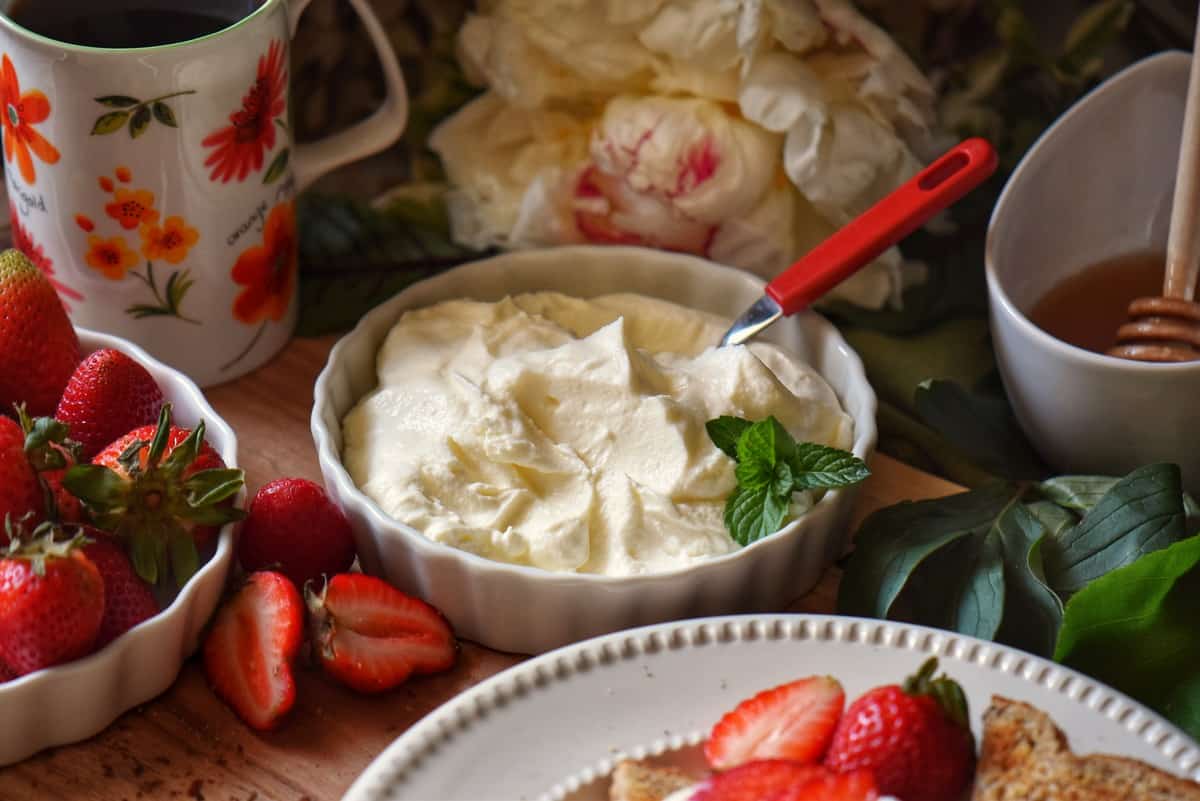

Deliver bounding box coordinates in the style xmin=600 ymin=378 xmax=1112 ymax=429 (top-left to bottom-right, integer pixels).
xmin=237 ymin=478 xmax=357 ymax=588
xmin=15 ymin=407 xmax=84 ymax=526
xmin=306 ymin=573 xmax=456 ymax=694
xmin=82 ymin=531 xmax=159 ymax=647
xmin=0 ymin=415 xmax=41 ymax=544
xmin=0 ymin=658 xmax=13 ymax=682
xmin=63 ymin=404 xmax=245 ymax=588
xmin=692 ymin=760 xmax=828 ymax=801
xmin=202 ymin=571 xmax=303 ymax=730
xmin=0 ymin=249 xmax=80 ymax=417
xmin=824 ymin=658 xmax=975 ymax=801
xmin=55 ymin=348 xmax=165 ymax=461
xmin=705 ymin=676 xmax=845 ymax=770
xmin=0 ymin=528 xmax=104 ymax=676
xmin=768 ymin=768 xmax=879 ymax=801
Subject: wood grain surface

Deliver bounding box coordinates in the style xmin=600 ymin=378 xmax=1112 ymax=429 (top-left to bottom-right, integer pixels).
xmin=0 ymin=336 xmax=963 ymax=801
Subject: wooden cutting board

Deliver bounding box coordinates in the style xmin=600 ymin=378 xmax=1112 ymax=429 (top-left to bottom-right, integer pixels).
xmin=0 ymin=336 xmax=963 ymax=801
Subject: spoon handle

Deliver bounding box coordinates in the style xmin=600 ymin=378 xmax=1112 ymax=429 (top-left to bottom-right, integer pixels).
xmin=765 ymin=138 xmax=998 ymax=316
xmin=1164 ymin=20 xmax=1200 ymax=301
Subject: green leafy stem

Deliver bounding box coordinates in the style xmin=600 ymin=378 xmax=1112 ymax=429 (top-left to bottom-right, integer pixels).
xmin=91 ymin=90 xmax=196 ymax=139
xmin=126 ymin=262 xmax=199 ymax=324
xmin=837 ymin=463 xmax=1200 ymax=739
xmin=707 ymin=416 xmax=870 ymax=547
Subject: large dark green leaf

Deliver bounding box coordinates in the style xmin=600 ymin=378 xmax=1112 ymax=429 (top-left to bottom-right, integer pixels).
xmin=995 ymin=502 xmax=1064 ymax=656
xmin=295 ymin=190 xmax=482 ymax=336
xmin=838 ymin=482 xmax=1015 ymax=620
xmin=1042 ymin=464 xmax=1185 ymax=597
xmin=1054 ymin=534 xmax=1200 ymax=740
xmin=914 ymin=379 xmax=1044 ymax=480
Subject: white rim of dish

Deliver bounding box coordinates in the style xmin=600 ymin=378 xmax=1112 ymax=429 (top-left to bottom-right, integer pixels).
xmin=345 ymin=613 xmax=1200 ymax=800
xmin=0 ymin=327 xmax=238 ymax=692
xmin=311 ymin=247 xmax=877 ymax=587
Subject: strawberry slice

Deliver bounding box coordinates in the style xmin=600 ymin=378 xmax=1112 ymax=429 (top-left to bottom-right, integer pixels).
xmin=705 ymin=676 xmax=845 ymax=770
xmin=692 ymin=760 xmax=828 ymax=801
xmin=306 ymin=573 xmax=456 ymax=694
xmin=202 ymin=571 xmax=303 ymax=730
xmin=768 ymin=768 xmax=879 ymax=801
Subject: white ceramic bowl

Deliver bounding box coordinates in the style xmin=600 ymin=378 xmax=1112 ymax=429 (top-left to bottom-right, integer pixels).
xmin=987 ymin=50 xmax=1200 ymax=492
xmin=312 ymin=246 xmax=877 ymax=655
xmin=0 ymin=328 xmax=238 ymax=765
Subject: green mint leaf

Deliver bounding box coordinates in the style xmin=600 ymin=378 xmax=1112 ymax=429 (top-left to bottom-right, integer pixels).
xmin=734 ymin=458 xmax=772 ymax=492
xmin=772 ymin=461 xmax=795 ymax=499
xmin=736 ymin=417 xmax=785 ymax=467
xmin=788 ymin=443 xmax=870 ymax=490
xmin=1053 ymin=534 xmax=1200 ymax=740
xmin=706 ymin=416 xmax=751 ymax=460
xmin=914 ymin=379 xmax=1045 ymax=480
xmin=1042 ymin=464 xmax=1185 ymax=598
xmin=837 ymin=482 xmax=1016 ymax=620
xmin=724 ymin=485 xmax=790 ymax=547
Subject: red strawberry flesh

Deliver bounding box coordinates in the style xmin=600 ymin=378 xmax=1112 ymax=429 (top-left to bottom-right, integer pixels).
xmin=202 ymin=571 xmax=302 ymax=730
xmin=693 ymin=760 xmax=828 ymax=801
xmin=705 ymin=675 xmax=845 ymax=770
xmin=767 ymin=767 xmax=879 ymax=801
xmin=55 ymin=348 xmax=165 ymax=460
xmin=307 ymin=573 xmax=456 ymax=693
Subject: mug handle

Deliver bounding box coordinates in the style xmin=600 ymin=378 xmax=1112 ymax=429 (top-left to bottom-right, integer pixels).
xmin=286 ymin=0 xmax=409 ymax=190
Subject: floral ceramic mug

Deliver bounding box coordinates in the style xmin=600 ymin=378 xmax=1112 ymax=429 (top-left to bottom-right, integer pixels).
xmin=0 ymin=0 xmax=407 ymax=386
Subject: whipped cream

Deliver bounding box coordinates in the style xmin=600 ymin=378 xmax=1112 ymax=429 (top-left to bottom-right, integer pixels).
xmin=341 ymin=292 xmax=852 ymax=576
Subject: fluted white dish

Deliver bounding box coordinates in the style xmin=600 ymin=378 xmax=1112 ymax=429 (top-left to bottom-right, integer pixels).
xmin=311 ymin=246 xmax=876 ymax=655
xmin=342 ymin=614 xmax=1200 ymax=801
xmin=0 ymin=328 xmax=238 ymax=765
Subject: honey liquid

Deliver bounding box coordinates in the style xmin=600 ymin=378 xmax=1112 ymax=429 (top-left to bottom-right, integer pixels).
xmin=1028 ymin=251 xmax=1172 ymax=355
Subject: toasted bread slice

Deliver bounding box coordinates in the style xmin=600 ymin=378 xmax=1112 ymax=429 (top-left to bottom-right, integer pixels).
xmin=971 ymin=696 xmax=1200 ymax=800
xmin=609 ymin=760 xmax=696 ymax=801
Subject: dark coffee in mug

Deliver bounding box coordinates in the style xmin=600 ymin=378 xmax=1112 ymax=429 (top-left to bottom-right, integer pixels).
xmin=4 ymin=0 xmax=260 ymax=49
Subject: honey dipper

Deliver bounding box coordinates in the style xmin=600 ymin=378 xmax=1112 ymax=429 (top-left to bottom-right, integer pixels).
xmin=1109 ymin=26 xmax=1200 ymax=362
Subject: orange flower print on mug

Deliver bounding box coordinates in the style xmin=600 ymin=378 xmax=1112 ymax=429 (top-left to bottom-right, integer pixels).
xmin=140 ymin=216 xmax=198 ymax=264
xmin=202 ymin=40 xmax=288 ymax=184
xmin=80 ymin=167 xmax=201 ymax=323
xmin=85 ymin=235 xmax=139 ymax=280
xmin=222 ymin=200 xmax=296 ymax=372
xmin=0 ymin=54 xmax=59 ymax=185
xmin=105 ymin=188 xmax=159 ymax=230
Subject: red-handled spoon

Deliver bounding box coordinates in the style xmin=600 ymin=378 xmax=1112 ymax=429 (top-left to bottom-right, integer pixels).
xmin=719 ymin=137 xmax=999 ymax=346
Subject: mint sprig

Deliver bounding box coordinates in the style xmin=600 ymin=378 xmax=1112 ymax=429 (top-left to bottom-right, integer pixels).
xmin=706 ymin=416 xmax=869 ymax=546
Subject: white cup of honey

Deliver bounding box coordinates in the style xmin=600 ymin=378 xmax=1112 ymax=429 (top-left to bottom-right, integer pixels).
xmin=987 ymin=50 xmax=1200 ymax=493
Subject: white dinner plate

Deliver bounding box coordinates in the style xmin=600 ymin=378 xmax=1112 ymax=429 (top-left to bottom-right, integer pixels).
xmin=342 ymin=614 xmax=1200 ymax=800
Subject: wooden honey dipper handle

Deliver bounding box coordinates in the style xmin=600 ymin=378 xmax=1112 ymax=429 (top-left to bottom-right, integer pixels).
xmin=1109 ymin=22 xmax=1200 ymax=362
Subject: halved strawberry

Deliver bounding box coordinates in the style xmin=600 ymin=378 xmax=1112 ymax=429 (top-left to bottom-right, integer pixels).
xmin=202 ymin=571 xmax=303 ymax=731
xmin=768 ymin=768 xmax=879 ymax=801
xmin=82 ymin=531 xmax=159 ymax=647
xmin=692 ymin=760 xmax=827 ymax=801
xmin=705 ymin=676 xmax=845 ymax=770
xmin=306 ymin=573 xmax=456 ymax=694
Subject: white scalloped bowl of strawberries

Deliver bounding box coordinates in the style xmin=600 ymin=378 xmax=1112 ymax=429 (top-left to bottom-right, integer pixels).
xmin=0 ymin=327 xmax=239 ymax=766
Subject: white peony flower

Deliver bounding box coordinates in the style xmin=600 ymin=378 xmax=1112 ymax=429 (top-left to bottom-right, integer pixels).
xmin=431 ymin=0 xmax=936 ymax=308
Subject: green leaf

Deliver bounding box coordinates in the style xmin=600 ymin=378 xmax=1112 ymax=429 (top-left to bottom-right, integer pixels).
xmin=183 ymin=468 xmax=245 ymax=507
xmin=995 ymin=502 xmax=1064 ymax=657
xmin=295 ymin=190 xmax=482 ymax=336
xmin=724 ymin=485 xmax=789 ymax=547
xmin=788 ymin=443 xmax=871 ymax=490
xmin=706 ymin=416 xmax=751 ymax=460
xmin=168 ymin=529 xmax=199 ymax=587
xmin=165 ymin=269 xmax=194 ymax=314
xmin=951 ymin=527 xmax=1006 ymax=640
xmin=737 ymin=418 xmax=785 ymax=467
xmin=161 ymin=420 xmax=205 ymax=476
xmin=129 ymin=530 xmax=158 ymax=586
xmin=838 ymin=482 xmax=1016 ymax=620
xmin=1035 ymin=475 xmax=1119 ymax=512
xmin=62 ymin=464 xmax=129 ymax=514
xmin=180 ymin=504 xmax=246 ymax=527
xmin=262 ymin=147 xmax=290 ymax=185
xmin=91 ymin=111 xmax=129 ymax=135
xmin=1042 ymin=464 xmax=1185 ymax=597
xmin=1056 ymin=0 xmax=1135 ymax=81
xmin=145 ymin=405 xmax=173 ymax=467
xmin=1025 ymin=500 xmax=1077 ymax=541
xmin=152 ymin=101 xmax=177 ymax=127
xmin=735 ymin=456 xmax=772 ymax=493
xmin=129 ymin=105 xmax=152 ymax=138
xmin=95 ymin=95 xmax=140 ymax=108
xmin=1164 ymin=672 xmax=1200 ymax=742
xmin=1054 ymin=534 xmax=1200 ymax=740
xmin=914 ymin=379 xmax=1044 ymax=480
